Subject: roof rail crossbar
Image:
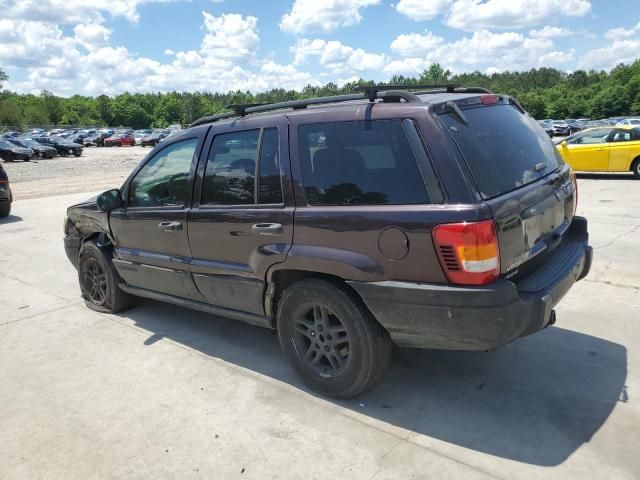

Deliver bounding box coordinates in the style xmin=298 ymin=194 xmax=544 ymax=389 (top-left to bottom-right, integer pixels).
xmin=227 ymin=103 xmax=267 ymax=116
xmin=355 ymin=84 xmax=459 ymax=100
xmin=189 ymin=93 xmax=368 ymax=128
xmin=189 ymin=112 xmax=236 ymax=128
xmin=415 ymin=86 xmax=494 ymax=95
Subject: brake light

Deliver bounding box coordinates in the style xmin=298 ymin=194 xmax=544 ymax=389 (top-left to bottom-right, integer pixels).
xmin=571 ymin=171 xmax=578 ymax=216
xmin=481 ymin=94 xmax=498 ymax=105
xmin=433 ymin=220 xmax=500 ymax=286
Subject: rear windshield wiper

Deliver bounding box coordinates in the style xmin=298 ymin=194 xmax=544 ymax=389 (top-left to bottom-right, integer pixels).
xmin=445 ymin=101 xmax=468 ymax=125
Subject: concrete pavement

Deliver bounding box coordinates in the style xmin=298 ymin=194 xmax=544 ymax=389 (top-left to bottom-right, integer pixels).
xmin=0 ymin=176 xmax=639 ymax=479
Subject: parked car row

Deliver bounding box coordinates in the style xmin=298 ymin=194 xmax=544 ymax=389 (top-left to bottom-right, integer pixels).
xmin=538 ymin=117 xmax=640 ymax=138
xmin=0 ymin=126 xmax=182 ymax=162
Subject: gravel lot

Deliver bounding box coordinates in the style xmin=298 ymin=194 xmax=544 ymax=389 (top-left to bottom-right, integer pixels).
xmin=3 ymin=146 xmax=149 ymax=200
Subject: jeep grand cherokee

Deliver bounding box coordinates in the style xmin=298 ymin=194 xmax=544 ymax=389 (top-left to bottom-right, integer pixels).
xmin=63 ymin=86 xmax=592 ymax=398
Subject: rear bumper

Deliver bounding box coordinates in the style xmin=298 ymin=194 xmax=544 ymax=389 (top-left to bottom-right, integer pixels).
xmin=349 ymin=217 xmax=592 ymax=351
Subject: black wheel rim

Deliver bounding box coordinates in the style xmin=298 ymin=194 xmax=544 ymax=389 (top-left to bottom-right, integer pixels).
xmin=81 ymin=257 xmax=108 ymax=306
xmin=292 ymin=304 xmax=351 ymax=378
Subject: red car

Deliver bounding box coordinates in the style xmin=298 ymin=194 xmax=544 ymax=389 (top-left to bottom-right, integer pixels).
xmin=104 ymin=134 xmax=135 ymax=147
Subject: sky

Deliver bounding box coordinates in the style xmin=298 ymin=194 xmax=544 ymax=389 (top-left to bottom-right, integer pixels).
xmin=0 ymin=0 xmax=639 ymax=97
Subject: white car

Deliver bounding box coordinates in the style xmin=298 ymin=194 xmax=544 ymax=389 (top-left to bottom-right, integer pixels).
xmin=616 ymin=118 xmax=640 ymax=126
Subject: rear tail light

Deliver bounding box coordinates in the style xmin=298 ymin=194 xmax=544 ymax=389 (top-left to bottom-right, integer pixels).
xmin=433 ymin=220 xmax=500 ymax=286
xmin=571 ymin=171 xmax=578 ymax=216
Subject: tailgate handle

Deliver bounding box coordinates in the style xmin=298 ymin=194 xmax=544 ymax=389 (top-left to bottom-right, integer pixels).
xmin=252 ymin=223 xmax=283 ymax=236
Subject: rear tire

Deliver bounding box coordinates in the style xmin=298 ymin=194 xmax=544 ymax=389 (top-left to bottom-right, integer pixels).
xmin=0 ymin=202 xmax=10 ymax=218
xmin=632 ymin=158 xmax=640 ymax=179
xmin=277 ymin=279 xmax=391 ymax=398
xmin=78 ymin=240 xmax=134 ymax=314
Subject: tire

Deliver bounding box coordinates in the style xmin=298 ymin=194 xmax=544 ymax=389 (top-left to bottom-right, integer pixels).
xmin=78 ymin=240 xmax=134 ymax=314
xmin=632 ymin=158 xmax=640 ymax=179
xmin=0 ymin=202 xmax=10 ymax=218
xmin=74 ymin=153 xmax=82 ymax=157
xmin=277 ymin=279 xmax=392 ymax=398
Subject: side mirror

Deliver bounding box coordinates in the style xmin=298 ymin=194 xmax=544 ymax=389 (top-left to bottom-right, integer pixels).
xmin=560 ymin=140 xmax=568 ymax=148
xmin=97 ymin=188 xmax=123 ymax=211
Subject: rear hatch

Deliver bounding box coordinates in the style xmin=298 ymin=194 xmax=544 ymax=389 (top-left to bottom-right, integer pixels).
xmin=438 ymin=96 xmax=577 ymax=278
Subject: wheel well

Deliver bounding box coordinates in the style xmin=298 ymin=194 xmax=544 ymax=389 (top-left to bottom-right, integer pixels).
xmin=268 ymin=269 xmax=366 ymax=328
xmin=631 ymin=156 xmax=640 ymax=171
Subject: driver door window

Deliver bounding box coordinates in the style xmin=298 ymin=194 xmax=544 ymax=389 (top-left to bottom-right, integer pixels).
xmin=128 ymin=138 xmax=197 ymax=208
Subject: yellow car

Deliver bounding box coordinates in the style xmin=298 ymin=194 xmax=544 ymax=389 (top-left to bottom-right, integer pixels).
xmin=556 ymin=125 xmax=640 ymax=177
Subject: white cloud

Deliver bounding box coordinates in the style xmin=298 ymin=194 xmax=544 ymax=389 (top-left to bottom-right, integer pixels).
xmin=200 ymin=12 xmax=259 ymax=61
xmin=0 ymin=0 xmax=182 ymax=24
xmin=74 ymin=24 xmax=112 ymax=50
xmin=390 ymin=31 xmax=445 ymax=57
xmin=384 ymin=30 xmax=574 ymax=76
xmin=395 ymin=0 xmax=452 ymax=21
xmin=280 ymin=0 xmax=380 ymax=34
xmin=291 ymin=38 xmax=387 ymax=72
xmin=529 ymin=26 xmax=574 ymax=39
xmin=605 ymin=22 xmax=640 ymax=40
xmin=579 ymin=39 xmax=640 ymax=70
xmin=445 ymin=0 xmax=591 ymax=31
xmin=2 ymin=10 xmax=318 ymax=96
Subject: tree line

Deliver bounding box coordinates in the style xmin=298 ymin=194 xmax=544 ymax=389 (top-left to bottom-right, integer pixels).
xmin=1 ymin=61 xmax=639 ymax=130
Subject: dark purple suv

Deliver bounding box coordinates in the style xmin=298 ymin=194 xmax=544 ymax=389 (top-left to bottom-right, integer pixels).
xmin=63 ymin=86 xmax=592 ymax=397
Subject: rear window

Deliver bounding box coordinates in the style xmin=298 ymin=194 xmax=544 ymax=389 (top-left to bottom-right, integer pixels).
xmin=440 ymin=104 xmax=562 ymax=198
xmin=298 ymin=120 xmax=430 ymax=206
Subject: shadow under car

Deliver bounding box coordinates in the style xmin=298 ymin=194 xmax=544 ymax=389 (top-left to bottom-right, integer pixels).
xmin=117 ymin=298 xmax=627 ymax=467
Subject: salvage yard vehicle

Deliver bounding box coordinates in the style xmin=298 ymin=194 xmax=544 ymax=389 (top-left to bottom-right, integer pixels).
xmin=34 ymin=136 xmax=83 ymax=157
xmin=104 ymin=133 xmax=135 ymax=147
xmin=0 ymin=139 xmax=33 ymax=161
xmin=0 ymin=161 xmax=11 ymax=217
xmin=556 ymin=126 xmax=640 ymax=177
xmin=140 ymin=132 xmax=166 ymax=147
xmin=64 ymin=86 xmax=592 ymax=398
xmin=9 ymin=138 xmax=57 ymax=159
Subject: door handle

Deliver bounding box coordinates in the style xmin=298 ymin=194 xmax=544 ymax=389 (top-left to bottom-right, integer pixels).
xmin=595 ymin=148 xmax=604 ymax=151
xmin=251 ymin=223 xmax=283 ymax=236
xmin=158 ymin=221 xmax=183 ymax=232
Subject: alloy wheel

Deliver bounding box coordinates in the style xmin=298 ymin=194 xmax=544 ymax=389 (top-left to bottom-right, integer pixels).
xmin=81 ymin=257 xmax=108 ymax=306
xmin=292 ymin=303 xmax=351 ymax=378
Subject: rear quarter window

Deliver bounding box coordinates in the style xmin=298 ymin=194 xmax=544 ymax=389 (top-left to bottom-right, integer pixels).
xmin=440 ymin=104 xmax=562 ymax=198
xmin=298 ymin=120 xmax=430 ymax=206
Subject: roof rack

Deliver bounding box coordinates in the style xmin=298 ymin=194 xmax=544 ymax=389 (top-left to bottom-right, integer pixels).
xmin=188 ymin=84 xmax=493 ymax=128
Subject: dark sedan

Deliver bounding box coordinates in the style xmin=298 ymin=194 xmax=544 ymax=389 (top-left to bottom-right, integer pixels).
xmin=0 ymin=161 xmax=11 ymax=217
xmin=35 ymin=137 xmax=83 ymax=157
xmin=9 ymin=138 xmax=57 ymax=159
xmin=140 ymin=132 xmax=166 ymax=147
xmin=0 ymin=139 xmax=34 ymax=161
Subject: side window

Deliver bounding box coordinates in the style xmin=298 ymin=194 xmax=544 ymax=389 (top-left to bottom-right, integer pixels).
xmin=298 ymin=120 xmax=430 ymax=206
xmin=201 ymin=128 xmax=284 ymax=206
xmin=569 ymin=128 xmax=612 ymax=145
xmin=612 ymin=130 xmax=631 ymax=142
xmin=201 ymin=130 xmax=259 ymax=205
xmin=128 ymin=138 xmax=198 ymax=208
xmin=258 ymin=128 xmax=283 ymax=204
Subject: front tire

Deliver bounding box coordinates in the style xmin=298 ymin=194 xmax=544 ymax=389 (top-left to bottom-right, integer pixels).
xmin=0 ymin=202 xmax=10 ymax=218
xmin=277 ymin=279 xmax=392 ymax=398
xmin=78 ymin=240 xmax=134 ymax=313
